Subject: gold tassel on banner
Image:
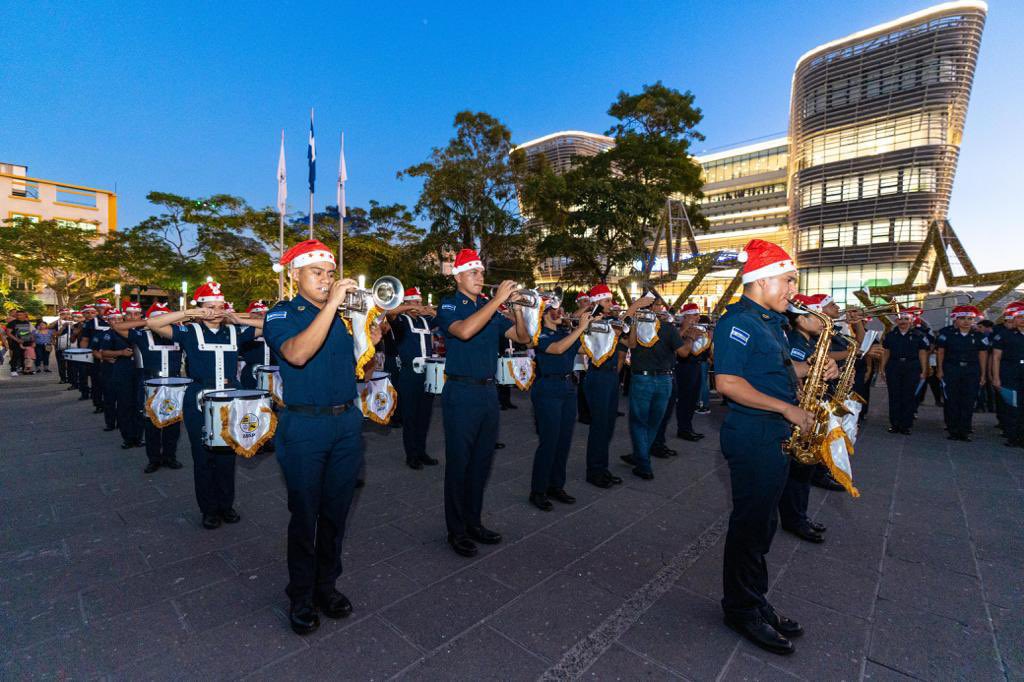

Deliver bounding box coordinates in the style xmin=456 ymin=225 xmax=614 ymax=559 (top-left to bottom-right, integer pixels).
xmin=582 ymin=329 xmax=620 ymax=367
xmin=636 ymin=319 xmax=660 ymax=348
xmin=219 ymin=405 xmax=278 ymax=458
xmin=145 ymin=391 xmax=184 ymax=428
xmin=819 ymin=427 xmax=859 ymax=498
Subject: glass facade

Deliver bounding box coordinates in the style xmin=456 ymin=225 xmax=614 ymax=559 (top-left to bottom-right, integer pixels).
xmin=702 ymin=145 xmax=788 ymax=184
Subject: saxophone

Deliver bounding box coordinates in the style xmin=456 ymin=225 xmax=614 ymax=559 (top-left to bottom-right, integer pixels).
xmin=829 ymin=334 xmax=863 ymax=411
xmin=783 ymin=301 xmax=836 ymax=465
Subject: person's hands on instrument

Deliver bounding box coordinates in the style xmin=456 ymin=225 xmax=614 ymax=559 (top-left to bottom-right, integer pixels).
xmin=328 ymin=278 xmax=358 ymax=310
xmin=187 ymin=307 xmax=214 ymax=320
xmin=419 ymin=305 xmax=437 ymax=317
xmin=845 ymin=308 xmax=863 ymax=325
xmin=822 ymin=358 xmax=840 ymax=381
xmin=492 ymin=280 xmax=518 ymax=305
xmin=577 ymin=310 xmax=593 ymax=329
xmin=866 ymin=345 xmax=883 ymax=361
xmin=783 ymin=404 xmax=816 ymax=432
xmin=369 ymin=324 xmax=383 ymax=346
xmin=122 ymin=348 xmax=134 ymax=358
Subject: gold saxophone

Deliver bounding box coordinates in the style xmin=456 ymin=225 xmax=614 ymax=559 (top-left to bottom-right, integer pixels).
xmin=828 ymin=334 xmax=863 ymax=412
xmin=783 ymin=301 xmax=836 ymax=465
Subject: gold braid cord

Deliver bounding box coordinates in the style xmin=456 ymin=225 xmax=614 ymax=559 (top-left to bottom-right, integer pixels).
xmin=219 ymin=405 xmax=277 ymax=458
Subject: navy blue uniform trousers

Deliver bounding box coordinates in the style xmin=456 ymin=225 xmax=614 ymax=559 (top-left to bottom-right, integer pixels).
xmin=530 ymin=377 xmax=576 ymax=494
xmin=943 ymin=362 xmax=980 ymax=437
xmin=108 ymin=365 xmax=140 ymax=443
xmin=777 ymin=462 xmax=813 ymax=529
xmin=720 ymin=413 xmax=790 ymax=621
xmin=92 ymin=363 xmax=107 ymax=410
xmin=183 ymin=386 xmax=237 ymax=516
xmin=276 ymin=407 xmax=362 ymax=601
xmin=885 ymin=361 xmax=920 ymax=430
xmin=582 ymin=369 xmax=619 ymax=476
xmin=442 ymin=381 xmax=498 ymax=536
xmin=398 ymin=366 xmax=434 ymax=463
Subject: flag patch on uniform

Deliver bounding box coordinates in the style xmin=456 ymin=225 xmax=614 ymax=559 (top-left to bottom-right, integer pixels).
xmin=441 ymin=303 xmax=456 ymax=311
xmin=790 ymin=348 xmax=807 ymax=361
xmin=265 ymin=311 xmax=287 ymax=321
xmin=729 ymin=326 xmax=750 ymax=346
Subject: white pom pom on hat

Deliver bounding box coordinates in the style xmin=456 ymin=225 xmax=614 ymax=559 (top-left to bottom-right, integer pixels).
xmin=736 ymin=251 xmax=749 ymax=263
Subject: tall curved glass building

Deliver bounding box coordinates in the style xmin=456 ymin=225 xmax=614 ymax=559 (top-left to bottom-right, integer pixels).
xmin=789 ymin=1 xmax=987 ymax=304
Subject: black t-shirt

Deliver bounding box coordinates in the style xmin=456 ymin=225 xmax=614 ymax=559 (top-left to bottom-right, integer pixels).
xmin=6 ymin=320 xmax=33 ymax=345
xmin=632 ymin=324 xmax=683 ymax=372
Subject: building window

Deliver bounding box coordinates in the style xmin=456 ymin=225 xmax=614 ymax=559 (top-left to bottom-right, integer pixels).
xmin=798 ymin=165 xmax=937 ymax=207
xmin=7 ymin=212 xmax=40 ymax=223
xmin=799 ymin=112 xmax=947 ymax=168
xmin=56 ymin=186 xmax=97 ymax=208
xmin=56 ymin=218 xmax=99 ymax=231
xmin=11 ymin=180 xmax=40 ymax=199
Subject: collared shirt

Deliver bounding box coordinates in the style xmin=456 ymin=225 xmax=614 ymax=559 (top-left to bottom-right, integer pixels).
xmin=631 ymin=324 xmax=684 ymax=372
xmin=171 ymin=322 xmax=255 ymax=389
xmin=99 ymin=329 xmax=133 ymax=371
xmin=936 ymin=327 xmax=988 ymax=364
xmin=129 ymin=328 xmax=183 ymax=378
xmin=882 ymin=328 xmax=929 ymax=364
xmin=436 ymin=292 xmax=513 ymax=380
xmin=86 ymin=318 xmax=111 ymax=352
xmin=535 ymin=327 xmax=580 ymax=376
xmin=712 ymin=295 xmax=798 ymax=416
xmin=263 ymin=294 xmax=357 ymax=405
xmin=993 ymin=327 xmax=1024 ymax=383
xmin=786 ymin=328 xmax=817 ymax=363
xmin=392 ymin=313 xmax=437 ymax=366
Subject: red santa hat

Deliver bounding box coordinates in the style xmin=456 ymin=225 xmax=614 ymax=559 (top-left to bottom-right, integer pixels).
xmin=191 ymin=281 xmax=225 ymax=305
xmin=812 ymin=293 xmax=834 ymax=308
xmin=1004 ymin=301 xmax=1024 ymax=319
xmin=575 ymin=291 xmax=591 ymax=305
xmin=95 ymin=297 xmax=112 ymax=309
xmin=404 ymin=287 xmax=422 ymax=301
xmin=787 ymin=293 xmax=817 ymax=314
xmin=897 ymin=305 xmax=921 ymax=320
xmin=81 ymin=305 xmax=97 ymax=314
xmin=246 ymin=300 xmax=269 ymax=314
xmin=106 ymin=308 xmax=123 ymax=318
xmin=451 ymin=248 xmax=484 ymax=275
xmin=146 ymin=302 xmax=171 ymax=318
xmin=950 ymin=305 xmax=981 ymax=319
xmin=123 ymin=300 xmax=142 ymax=314
xmin=680 ymin=302 xmax=700 ymax=316
xmin=737 ymin=239 xmax=797 ymax=285
xmin=588 ymin=284 xmax=612 ymax=303
xmin=273 ymin=239 xmax=336 ymax=273
xmin=70 ymin=310 xmax=83 ymax=317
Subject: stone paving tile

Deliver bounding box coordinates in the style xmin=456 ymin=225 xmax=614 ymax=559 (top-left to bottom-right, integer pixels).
xmin=862 ymin=660 xmax=920 ymax=680
xmin=884 ymin=525 xmax=979 ymax=577
xmin=775 ymin=552 xmax=879 ymax=620
xmin=877 ymin=556 xmax=989 ymax=628
xmin=400 ymin=625 xmax=549 ymax=681
xmin=720 ymin=651 xmax=804 ymax=681
xmin=582 ymin=642 xmax=687 ymax=680
xmin=990 ymin=605 xmax=1023 ymax=681
xmin=474 ymin=530 xmax=580 ymax=591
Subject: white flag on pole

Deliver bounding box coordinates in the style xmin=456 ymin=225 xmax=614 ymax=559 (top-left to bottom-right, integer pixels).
xmin=276 ymin=131 xmax=287 ymax=215
xmin=337 ymin=133 xmax=347 ymax=218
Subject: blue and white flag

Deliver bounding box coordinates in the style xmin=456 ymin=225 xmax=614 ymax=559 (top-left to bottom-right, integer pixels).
xmin=307 ymin=109 xmax=316 ymax=194
xmin=337 ymin=132 xmax=347 ymax=219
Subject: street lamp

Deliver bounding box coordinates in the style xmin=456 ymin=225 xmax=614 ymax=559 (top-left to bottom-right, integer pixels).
xmin=206 ymin=275 xmax=213 ymax=283
xmin=630 ymin=281 xmax=639 ymax=301
xmin=180 ymin=280 xmax=188 ymax=311
xmin=113 ymin=283 xmax=121 ymax=302
xmin=358 ymin=274 xmax=366 ymax=290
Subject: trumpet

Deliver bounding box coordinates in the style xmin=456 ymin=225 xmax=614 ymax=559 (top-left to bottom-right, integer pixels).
xmin=561 ymin=316 xmax=629 ymax=334
xmin=482 ymin=283 xmax=558 ymax=310
xmin=338 ymin=276 xmax=405 ymax=319
xmin=836 ymin=293 xmax=973 ymax=323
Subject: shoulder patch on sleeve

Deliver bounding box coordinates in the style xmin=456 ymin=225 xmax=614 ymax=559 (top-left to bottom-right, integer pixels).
xmin=790 ymin=348 xmax=807 ymax=361
xmin=938 ymin=334 xmax=946 ymax=342
xmin=440 ymin=303 xmax=456 ymax=311
xmin=265 ymin=311 xmax=287 ymax=322
xmin=729 ymin=326 xmax=750 ymax=346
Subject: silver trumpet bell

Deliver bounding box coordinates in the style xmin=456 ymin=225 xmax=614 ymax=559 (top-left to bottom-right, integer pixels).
xmin=341 ymin=275 xmax=405 ymax=317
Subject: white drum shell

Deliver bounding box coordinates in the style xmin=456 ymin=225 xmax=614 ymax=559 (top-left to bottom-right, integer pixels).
xmin=201 ymin=389 xmax=272 ymax=449
xmin=65 ymin=349 xmax=93 ymax=364
xmin=424 ymin=358 xmax=446 ymax=395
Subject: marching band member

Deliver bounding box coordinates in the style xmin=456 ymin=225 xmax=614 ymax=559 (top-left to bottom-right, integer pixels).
xmin=936 ymin=305 xmax=988 ymax=441
xmin=53 ymin=308 xmax=74 ymax=385
xmin=111 ymin=301 xmax=185 ymax=472
xmin=387 ymin=287 xmax=440 ymax=470
xmin=239 ymin=301 xmax=274 ymax=389
xmin=528 ymin=298 xmax=591 ymax=511
xmin=712 ymin=239 xmax=837 ymax=655
xmin=87 ymin=298 xmax=114 ymax=415
xmin=263 ymin=239 xmax=379 ymax=635
xmin=574 ymin=290 xmax=592 ymax=425
xmin=672 ymin=302 xmax=707 ymax=443
xmin=97 ymin=305 xmax=123 ymax=432
xmin=882 ymin=308 xmax=929 ymax=435
xmin=582 ymin=284 xmax=630 ymax=488
xmin=436 ymin=248 xmax=531 ymax=558
xmin=147 ymin=281 xmax=264 ymax=529
xmin=992 ymin=302 xmax=1024 ymax=448
xmin=99 ymin=305 xmax=144 ymax=450
xmin=75 ymin=305 xmax=97 ymax=401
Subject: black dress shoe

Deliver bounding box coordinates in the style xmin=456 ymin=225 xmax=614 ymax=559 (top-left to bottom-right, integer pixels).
xmin=313 ymin=589 xmax=353 ymax=619
xmin=120 ymin=441 xmax=133 ymax=449
xmin=447 ymin=533 xmax=478 ymax=557
xmin=547 ymin=488 xmax=576 ymax=504
xmin=587 ymin=473 xmax=614 ymax=489
xmin=202 ymin=514 xmax=222 ymax=530
xmin=607 ymin=473 xmax=623 ymax=485
xmin=725 ymin=616 xmax=795 ymax=655
xmin=808 ymin=520 xmax=827 ymax=533
xmin=632 ymin=467 xmax=654 ymax=481
xmin=887 ymin=425 xmax=900 ymax=434
xmin=760 ymin=606 xmax=803 ymax=638
xmin=94 ymin=407 xmax=105 ymax=414
xmin=420 ymin=455 xmax=439 ymax=466
xmin=494 ymin=442 xmax=506 ymax=450
xmin=677 ymin=431 xmax=704 ymax=441
xmin=355 ymin=479 xmax=365 ymax=488
xmin=143 ymin=462 xmax=160 ymax=474
xmin=616 ymin=410 xmax=625 ymax=416
xmin=505 ymin=403 xmax=518 ymax=410
xmin=467 ymin=525 xmax=502 ymax=545
xmin=103 ymin=426 xmax=116 ymax=432
xmin=529 ymin=493 xmax=553 ymax=511
xmin=783 ymin=524 xmax=824 ymax=544
xmin=78 ymin=395 xmax=90 ymax=400
xmin=620 ymin=454 xmax=636 ymax=466
xmin=163 ymin=458 xmax=183 ymax=470
xmin=811 ymin=473 xmax=845 ymax=492
xmin=406 ymin=459 xmax=424 ymax=470
xmin=289 ymin=600 xmax=320 ymax=635
xmin=220 ymin=508 xmax=241 ymax=524
xmin=899 ymin=428 xmax=912 ymax=435
xmin=651 ymin=446 xmax=670 ymax=459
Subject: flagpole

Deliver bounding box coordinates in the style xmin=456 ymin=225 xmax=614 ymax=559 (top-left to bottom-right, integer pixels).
xmin=338 ymin=132 xmax=346 ymax=274
xmin=277 ymin=130 xmax=286 ymax=301
xmin=308 ymin=108 xmax=316 ymax=239
xmin=308 ymin=193 xmax=314 ymax=239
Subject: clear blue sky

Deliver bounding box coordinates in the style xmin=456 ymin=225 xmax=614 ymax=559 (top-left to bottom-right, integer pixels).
xmin=3 ymin=1 xmax=1019 ymax=270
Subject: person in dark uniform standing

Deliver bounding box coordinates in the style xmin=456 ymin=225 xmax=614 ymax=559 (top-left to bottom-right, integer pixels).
xmin=528 ymin=300 xmax=591 ymax=511
xmin=581 ymin=284 xmax=630 ymax=489
xmin=147 ymin=282 xmax=263 ymax=529
xmin=53 ymin=308 xmax=74 ymax=384
xmin=239 ymin=301 xmax=274 ymax=389
xmin=99 ymin=306 xmax=144 ymax=449
xmin=436 ymin=248 xmax=531 ymax=558
xmin=574 ymin=291 xmax=592 ymax=424
xmin=97 ymin=306 xmax=123 ymax=432
xmin=672 ymin=302 xmax=708 ymax=442
xmin=75 ymin=306 xmax=98 ymax=400
xmin=63 ymin=310 xmax=84 ymax=391
xmin=992 ymin=302 xmax=1024 ymax=447
xmin=263 ymin=239 xmax=380 ymax=635
xmin=388 ymin=287 xmax=439 ymax=470
xmin=88 ymin=299 xmax=115 ymax=415
xmin=936 ymin=305 xmax=988 ymax=441
xmin=778 ymin=294 xmax=828 ymax=544
xmin=712 ymin=239 xmax=837 ymax=655
xmin=882 ymin=310 xmax=929 ymax=435
xmin=110 ymin=301 xmax=185 ymax=472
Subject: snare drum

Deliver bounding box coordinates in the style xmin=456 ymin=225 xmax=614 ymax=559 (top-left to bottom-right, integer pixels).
xmin=201 ymin=389 xmax=272 ymax=449
xmin=357 ymin=370 xmax=391 ymax=396
xmin=254 ymin=365 xmax=281 ymax=395
xmin=496 ymin=352 xmax=529 ymax=386
xmin=64 ymin=348 xmax=94 ymax=364
xmin=143 ymin=376 xmax=192 ymax=402
xmin=422 ymin=357 xmax=446 ymax=394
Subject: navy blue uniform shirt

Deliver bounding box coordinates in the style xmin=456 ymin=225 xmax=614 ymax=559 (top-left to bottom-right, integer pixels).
xmin=99 ymin=329 xmax=133 ymax=369
xmin=882 ymin=328 xmax=929 ymax=364
xmin=86 ymin=318 xmax=111 ymax=352
xmin=936 ymin=328 xmax=988 ymax=364
xmin=129 ymin=328 xmax=183 ymax=378
xmin=993 ymin=326 xmax=1024 ymax=386
xmin=712 ymin=296 xmax=798 ymax=417
xmin=535 ymin=327 xmax=580 ymax=376
xmin=786 ymin=328 xmax=816 ymax=364
xmin=240 ymin=336 xmax=276 ymax=369
xmin=171 ymin=322 xmax=256 ymax=389
xmin=392 ymin=313 xmax=437 ymax=367
xmin=263 ymin=295 xmax=358 ymax=405
xmin=436 ymin=292 xmax=513 ymax=380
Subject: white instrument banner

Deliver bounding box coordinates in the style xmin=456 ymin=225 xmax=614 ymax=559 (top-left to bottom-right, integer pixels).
xmin=690 ymin=333 xmax=711 ymax=356
xmin=505 ymin=356 xmax=535 ymax=391
xmin=220 ymin=398 xmax=277 ymax=458
xmin=820 ymin=411 xmax=859 ymax=498
xmin=265 ymin=370 xmax=284 ymax=407
xmin=523 ymin=299 xmax=545 ymax=346
xmin=345 ymin=305 xmax=380 ymax=380
xmin=582 ymin=328 xmax=618 ymax=367
xmin=360 ymin=374 xmax=398 ymax=425
xmin=636 ymin=319 xmax=660 ymax=348
xmin=841 ymin=399 xmax=862 ymax=445
xmin=145 ymin=384 xmax=187 ymax=428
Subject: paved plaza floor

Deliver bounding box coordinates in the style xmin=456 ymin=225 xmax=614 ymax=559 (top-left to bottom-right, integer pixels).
xmin=1 ymin=371 xmax=1021 ymax=680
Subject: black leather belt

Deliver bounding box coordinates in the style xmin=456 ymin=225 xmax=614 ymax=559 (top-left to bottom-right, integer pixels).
xmin=635 ymin=369 xmax=673 ymax=376
xmin=446 ymin=374 xmax=495 ymax=385
xmin=540 ymin=372 xmax=573 ymax=379
xmin=286 ymin=401 xmax=354 ymax=416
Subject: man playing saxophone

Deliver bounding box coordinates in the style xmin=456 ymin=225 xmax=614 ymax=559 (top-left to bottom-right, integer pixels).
xmin=712 ymin=240 xmax=838 ymax=656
